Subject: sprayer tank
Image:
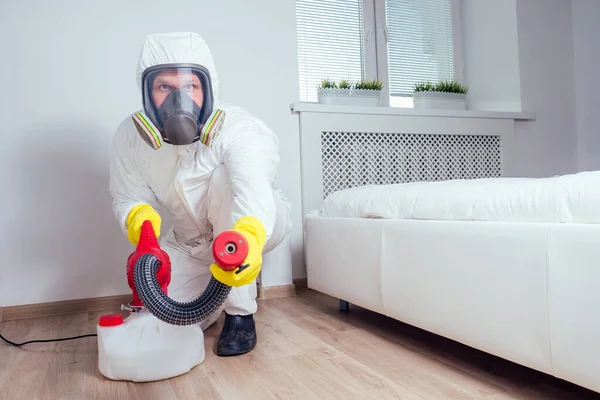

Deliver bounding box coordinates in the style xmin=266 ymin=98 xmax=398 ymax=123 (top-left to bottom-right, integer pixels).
xmin=97 ymin=312 xmax=205 ymax=382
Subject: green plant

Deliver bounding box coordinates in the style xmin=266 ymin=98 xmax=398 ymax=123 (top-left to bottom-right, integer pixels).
xmin=320 ymin=78 xmax=337 ymax=89
xmin=413 ymin=79 xmax=468 ymax=94
xmin=355 ymin=79 xmax=383 ymax=91
xmin=413 ymin=81 xmax=436 ymax=92
xmin=318 ymin=78 xmax=383 ymax=91
xmin=339 ymin=80 xmax=352 ymax=89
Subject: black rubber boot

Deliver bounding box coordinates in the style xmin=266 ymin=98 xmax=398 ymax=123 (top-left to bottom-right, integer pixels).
xmin=216 ymin=313 xmax=257 ymax=356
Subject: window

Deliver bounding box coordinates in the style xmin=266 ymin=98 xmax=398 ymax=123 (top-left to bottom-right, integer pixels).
xmin=295 ymin=0 xmax=365 ymax=103
xmin=295 ymin=0 xmax=462 ymax=107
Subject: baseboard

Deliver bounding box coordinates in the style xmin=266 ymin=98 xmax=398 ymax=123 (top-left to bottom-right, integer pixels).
xmin=1 ymin=280 xmax=310 ymax=322
xmin=293 ymin=278 xmax=307 ymax=288
xmin=258 ymin=283 xmax=297 ymax=300
xmin=0 ymin=294 xmax=132 ymax=322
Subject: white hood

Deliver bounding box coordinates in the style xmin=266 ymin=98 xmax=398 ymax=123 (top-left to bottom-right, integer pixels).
xmin=135 ymin=32 xmax=220 ymax=105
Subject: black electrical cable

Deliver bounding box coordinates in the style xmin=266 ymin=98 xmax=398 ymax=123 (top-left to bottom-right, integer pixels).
xmin=0 ymin=332 xmax=97 ymax=347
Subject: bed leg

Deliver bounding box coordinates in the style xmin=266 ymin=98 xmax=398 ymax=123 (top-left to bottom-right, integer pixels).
xmin=339 ymin=300 xmax=349 ymax=312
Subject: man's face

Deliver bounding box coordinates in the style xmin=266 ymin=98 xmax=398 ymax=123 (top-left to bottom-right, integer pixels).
xmin=151 ymin=69 xmax=204 ymax=109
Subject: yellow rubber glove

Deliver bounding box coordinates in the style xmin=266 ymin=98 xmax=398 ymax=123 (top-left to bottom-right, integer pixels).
xmin=126 ymin=204 xmax=161 ymax=246
xmin=210 ymin=216 xmax=266 ymax=287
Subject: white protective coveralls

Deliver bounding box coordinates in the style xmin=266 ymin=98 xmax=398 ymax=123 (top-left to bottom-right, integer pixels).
xmin=109 ymin=32 xmax=292 ymax=330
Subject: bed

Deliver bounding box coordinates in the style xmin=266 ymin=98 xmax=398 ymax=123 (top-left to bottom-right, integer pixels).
xmin=305 ymin=172 xmax=600 ymax=393
xmin=293 ymin=105 xmax=600 ymax=393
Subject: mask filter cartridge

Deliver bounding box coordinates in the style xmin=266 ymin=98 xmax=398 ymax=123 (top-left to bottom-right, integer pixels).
xmin=132 ymin=112 xmax=164 ymax=150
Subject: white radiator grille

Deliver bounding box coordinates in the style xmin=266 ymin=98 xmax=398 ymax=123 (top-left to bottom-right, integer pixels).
xmin=321 ymin=131 xmax=502 ymax=198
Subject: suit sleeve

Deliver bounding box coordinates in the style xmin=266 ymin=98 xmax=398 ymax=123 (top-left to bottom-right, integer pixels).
xmin=109 ymin=117 xmax=160 ymax=234
xmin=220 ymin=116 xmax=279 ymax=242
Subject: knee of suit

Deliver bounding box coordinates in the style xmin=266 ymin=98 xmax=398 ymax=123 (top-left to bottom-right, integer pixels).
xmin=264 ymin=232 xmax=285 ymax=254
xmin=263 ymin=202 xmax=292 ymax=254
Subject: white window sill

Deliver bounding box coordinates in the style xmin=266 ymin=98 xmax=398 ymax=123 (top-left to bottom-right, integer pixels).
xmin=289 ymin=102 xmax=536 ymax=121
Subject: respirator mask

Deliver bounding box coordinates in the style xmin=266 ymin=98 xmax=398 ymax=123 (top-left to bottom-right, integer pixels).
xmin=133 ymin=63 xmax=224 ymax=150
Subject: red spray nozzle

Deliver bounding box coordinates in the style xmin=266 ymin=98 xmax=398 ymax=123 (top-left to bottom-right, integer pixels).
xmin=212 ymin=230 xmax=249 ymax=271
xmin=126 ymin=219 xmax=171 ymax=308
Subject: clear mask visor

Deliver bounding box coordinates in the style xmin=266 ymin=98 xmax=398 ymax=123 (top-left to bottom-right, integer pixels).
xmin=147 ymin=67 xmax=205 ymax=119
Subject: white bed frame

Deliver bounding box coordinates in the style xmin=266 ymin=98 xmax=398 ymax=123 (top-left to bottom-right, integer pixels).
xmin=293 ymin=103 xmax=600 ymax=394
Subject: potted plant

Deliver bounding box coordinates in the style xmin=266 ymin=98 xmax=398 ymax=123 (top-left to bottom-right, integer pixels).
xmin=317 ymin=78 xmax=383 ymax=106
xmin=412 ymin=80 xmax=469 ymax=110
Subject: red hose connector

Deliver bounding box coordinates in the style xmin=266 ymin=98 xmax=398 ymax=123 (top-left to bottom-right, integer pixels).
xmin=126 ymin=220 xmax=171 ymax=307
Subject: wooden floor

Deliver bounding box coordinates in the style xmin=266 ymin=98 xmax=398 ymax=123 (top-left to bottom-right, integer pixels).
xmin=1 ymin=288 xmax=598 ymax=400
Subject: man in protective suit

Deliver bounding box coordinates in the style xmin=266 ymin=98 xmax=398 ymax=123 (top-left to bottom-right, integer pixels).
xmin=109 ymin=32 xmax=292 ymax=356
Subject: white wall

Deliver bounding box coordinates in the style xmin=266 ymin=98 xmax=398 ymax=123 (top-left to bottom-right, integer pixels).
xmin=512 ymin=0 xmax=579 ymax=177
xmin=571 ymin=0 xmax=600 ymax=172
xmin=461 ymin=0 xmax=522 ymax=112
xmin=460 ymin=0 xmax=579 ymax=178
xmin=0 ymin=0 xmax=302 ymax=306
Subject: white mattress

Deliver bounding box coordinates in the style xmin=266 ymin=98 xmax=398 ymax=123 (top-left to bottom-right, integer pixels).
xmin=320 ymin=170 xmax=600 ymax=224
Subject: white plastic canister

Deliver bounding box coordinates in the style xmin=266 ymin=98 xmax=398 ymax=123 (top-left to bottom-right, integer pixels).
xmin=97 ymin=312 xmax=205 ymax=382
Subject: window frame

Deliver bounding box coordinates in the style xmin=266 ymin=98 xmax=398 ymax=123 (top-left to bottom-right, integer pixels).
xmin=360 ymin=0 xmax=465 ymax=107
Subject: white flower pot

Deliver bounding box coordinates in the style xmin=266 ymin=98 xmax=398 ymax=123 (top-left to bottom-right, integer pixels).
xmin=413 ymin=91 xmax=467 ymax=110
xmin=317 ymin=88 xmax=381 ymax=107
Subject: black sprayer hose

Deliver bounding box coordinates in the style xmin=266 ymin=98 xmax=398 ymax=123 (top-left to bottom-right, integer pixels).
xmin=133 ymin=253 xmax=232 ymax=326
